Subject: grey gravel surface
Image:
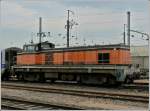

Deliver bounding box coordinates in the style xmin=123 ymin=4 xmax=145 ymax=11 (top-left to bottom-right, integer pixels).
xmin=1 ymin=87 xmax=148 ymax=110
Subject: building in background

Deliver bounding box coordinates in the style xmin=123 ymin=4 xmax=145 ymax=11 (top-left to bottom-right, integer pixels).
xmin=130 ymin=45 xmax=149 ymax=76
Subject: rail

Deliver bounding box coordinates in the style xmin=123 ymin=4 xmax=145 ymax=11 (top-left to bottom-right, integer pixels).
xmin=1 ymin=96 xmax=84 ymax=110
xmin=2 ymin=83 xmax=149 ymax=103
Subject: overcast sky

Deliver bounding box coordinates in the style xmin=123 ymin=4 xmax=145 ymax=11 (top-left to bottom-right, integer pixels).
xmin=0 ymin=0 xmax=150 ymax=49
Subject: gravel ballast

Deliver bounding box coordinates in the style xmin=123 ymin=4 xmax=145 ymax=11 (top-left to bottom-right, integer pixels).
xmin=1 ymin=87 xmax=148 ymax=110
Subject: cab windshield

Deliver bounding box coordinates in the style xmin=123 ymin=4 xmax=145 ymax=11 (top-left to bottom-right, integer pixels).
xmin=24 ymin=45 xmax=35 ymax=52
xmin=23 ymin=42 xmax=54 ymax=52
xmin=41 ymin=44 xmax=51 ymax=50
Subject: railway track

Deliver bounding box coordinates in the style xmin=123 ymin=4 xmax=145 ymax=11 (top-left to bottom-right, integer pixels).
xmin=1 ymin=96 xmax=84 ymax=110
xmin=3 ymin=80 xmax=149 ymax=91
xmin=2 ymin=83 xmax=149 ymax=103
xmin=122 ymin=84 xmax=149 ymax=91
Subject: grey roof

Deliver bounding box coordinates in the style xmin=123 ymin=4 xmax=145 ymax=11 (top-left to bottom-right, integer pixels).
xmin=130 ymin=45 xmax=149 ymax=56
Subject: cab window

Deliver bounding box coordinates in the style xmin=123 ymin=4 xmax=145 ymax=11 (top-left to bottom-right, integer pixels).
xmin=24 ymin=45 xmax=35 ymax=52
xmin=98 ymin=53 xmax=110 ymax=63
xmin=41 ymin=44 xmax=50 ymax=50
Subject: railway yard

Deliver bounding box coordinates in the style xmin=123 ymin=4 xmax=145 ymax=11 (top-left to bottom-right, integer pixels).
xmin=1 ymin=1 xmax=149 ymax=110
xmin=1 ymin=79 xmax=149 ymax=110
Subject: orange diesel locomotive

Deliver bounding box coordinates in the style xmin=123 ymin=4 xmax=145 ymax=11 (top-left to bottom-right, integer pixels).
xmin=11 ymin=41 xmax=139 ymax=85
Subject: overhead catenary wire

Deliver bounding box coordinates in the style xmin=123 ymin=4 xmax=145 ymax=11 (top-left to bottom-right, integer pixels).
xmin=3 ymin=10 xmax=148 ymax=47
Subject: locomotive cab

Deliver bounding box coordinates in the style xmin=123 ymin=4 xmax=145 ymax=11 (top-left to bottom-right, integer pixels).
xmin=23 ymin=41 xmax=55 ymax=52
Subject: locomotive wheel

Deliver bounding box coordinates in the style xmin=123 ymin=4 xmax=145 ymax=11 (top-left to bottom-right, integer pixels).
xmin=39 ymin=74 xmax=46 ymax=83
xmin=116 ymin=82 xmax=122 ymax=86
xmin=23 ymin=73 xmax=40 ymax=82
xmin=51 ymin=79 xmax=56 ymax=83
xmin=125 ymin=77 xmax=133 ymax=84
xmin=107 ymin=76 xmax=116 ymax=85
xmin=125 ymin=77 xmax=130 ymax=84
xmin=17 ymin=74 xmax=24 ymax=81
xmin=80 ymin=74 xmax=107 ymax=85
xmin=76 ymin=75 xmax=82 ymax=84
